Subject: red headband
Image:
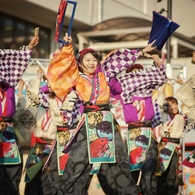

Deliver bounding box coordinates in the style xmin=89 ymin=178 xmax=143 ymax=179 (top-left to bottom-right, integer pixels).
xmin=77 ymin=48 xmax=96 ymax=62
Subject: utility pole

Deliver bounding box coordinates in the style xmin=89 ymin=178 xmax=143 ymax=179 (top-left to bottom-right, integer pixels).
xmin=166 ymin=0 xmax=172 ymax=63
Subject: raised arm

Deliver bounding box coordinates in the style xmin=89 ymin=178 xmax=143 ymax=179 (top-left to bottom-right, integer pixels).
xmin=138 ymin=40 xmax=157 ymax=56
xmin=47 ymin=33 xmax=79 ymax=99
xmin=27 ymin=36 xmax=39 ymax=50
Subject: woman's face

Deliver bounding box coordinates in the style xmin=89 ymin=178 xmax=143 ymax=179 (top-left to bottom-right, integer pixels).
xmin=191 ymin=51 xmax=195 ymax=64
xmin=79 ymin=53 xmax=98 ymax=76
xmin=167 ymin=101 xmax=178 ymax=114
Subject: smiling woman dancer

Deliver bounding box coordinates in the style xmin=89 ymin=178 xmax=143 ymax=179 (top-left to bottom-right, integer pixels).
xmin=43 ymin=33 xmax=156 ymax=195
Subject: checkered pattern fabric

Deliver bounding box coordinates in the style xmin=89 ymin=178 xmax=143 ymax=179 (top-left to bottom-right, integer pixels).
xmin=63 ymin=98 xmax=82 ymax=127
xmin=102 ymin=48 xmax=141 ymax=82
xmin=152 ymin=101 xmax=163 ymax=128
xmin=117 ymin=67 xmax=167 ymax=104
xmin=0 ymin=49 xmax=32 ymax=88
xmin=38 ymin=90 xmax=82 ymax=128
xmin=38 ymin=91 xmax=49 ymax=108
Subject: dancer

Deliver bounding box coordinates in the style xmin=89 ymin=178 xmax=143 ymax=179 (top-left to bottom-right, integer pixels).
xmin=0 ymin=35 xmax=39 ymax=195
xmin=102 ymin=49 xmax=166 ymax=195
xmin=43 ymin=32 xmax=156 ymax=195
xmin=156 ymin=96 xmax=186 ymax=195
xmin=21 ymin=68 xmax=82 ymax=195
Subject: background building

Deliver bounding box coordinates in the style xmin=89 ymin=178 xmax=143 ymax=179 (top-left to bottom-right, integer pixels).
xmin=1 ymin=0 xmax=195 ymax=194
xmin=1 ymin=0 xmax=195 ymax=77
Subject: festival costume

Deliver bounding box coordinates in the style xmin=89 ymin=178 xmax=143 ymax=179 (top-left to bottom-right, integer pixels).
xmin=41 ymin=90 xmax=84 ymax=195
xmin=156 ymin=113 xmax=185 ymax=195
xmin=108 ymin=64 xmax=166 ymax=125
xmin=101 ymin=47 xmax=167 ymax=194
xmin=45 ymin=44 xmax=141 ymax=195
xmin=24 ymin=107 xmax=56 ymax=195
xmin=22 ymin=77 xmax=81 ymax=195
xmin=174 ymin=74 xmax=195 ymax=169
xmin=14 ymin=78 xmax=40 ymax=145
xmin=0 ymin=48 xmax=32 ymax=194
xmin=14 ymin=78 xmax=50 ymax=195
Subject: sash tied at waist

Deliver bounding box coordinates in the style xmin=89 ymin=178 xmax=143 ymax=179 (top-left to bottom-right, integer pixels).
xmin=0 ymin=117 xmax=13 ymax=122
xmin=83 ymin=102 xmax=110 ymax=113
xmin=161 ymin=137 xmax=180 ymax=144
xmin=128 ymin=120 xmax=152 ymax=129
xmin=57 ymin=121 xmax=79 ymax=131
xmin=35 ymin=137 xmax=54 ymax=145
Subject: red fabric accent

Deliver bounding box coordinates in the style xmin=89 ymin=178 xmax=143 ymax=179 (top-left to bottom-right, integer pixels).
xmin=35 ymin=137 xmax=47 ymax=144
xmin=60 ymin=153 xmax=69 ymax=170
xmin=57 ymin=127 xmax=68 ymax=131
xmin=128 ymin=122 xmax=144 ymax=127
xmin=41 ymin=112 xmax=52 ymax=132
xmin=161 ymin=137 xmax=169 ymax=142
xmin=55 ymin=0 xmax=67 ymax=42
xmin=130 ymin=146 xmax=143 ymax=164
xmin=185 ymin=142 xmax=195 ymax=147
xmin=0 ymin=142 xmax=12 ymax=157
xmin=85 ymin=105 xmax=101 ymax=111
xmin=30 ymin=132 xmax=36 ymax=147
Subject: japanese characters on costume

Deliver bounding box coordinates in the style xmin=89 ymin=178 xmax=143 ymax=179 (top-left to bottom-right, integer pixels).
xmin=45 ymin=42 xmax=141 ymax=195
xmin=0 ymin=48 xmax=32 ymax=194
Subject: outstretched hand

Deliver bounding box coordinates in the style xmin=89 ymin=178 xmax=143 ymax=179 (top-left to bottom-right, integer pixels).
xmin=143 ymin=40 xmax=156 ymax=53
xmin=63 ymin=33 xmax=72 ymax=44
xmin=27 ymin=36 xmax=39 ymax=50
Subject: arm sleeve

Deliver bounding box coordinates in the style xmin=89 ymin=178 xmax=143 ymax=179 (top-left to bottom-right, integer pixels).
xmin=160 ymin=114 xmax=184 ymax=138
xmin=109 ymin=77 xmax=122 ymax=96
xmin=170 ymin=115 xmax=184 ymax=138
xmin=0 ymin=49 xmax=32 ymax=88
xmin=47 ymin=44 xmax=79 ymax=99
xmin=102 ymin=49 xmax=141 ymax=82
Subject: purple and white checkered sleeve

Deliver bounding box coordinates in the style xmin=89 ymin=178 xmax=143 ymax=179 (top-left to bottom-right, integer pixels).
xmin=0 ymin=49 xmax=32 ymax=88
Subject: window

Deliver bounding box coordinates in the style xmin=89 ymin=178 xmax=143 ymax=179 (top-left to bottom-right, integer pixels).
xmin=0 ymin=12 xmax=51 ymax=58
